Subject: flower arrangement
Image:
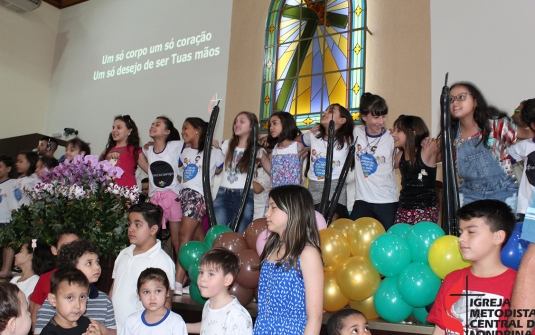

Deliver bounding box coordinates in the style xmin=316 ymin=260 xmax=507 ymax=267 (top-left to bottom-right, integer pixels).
xmin=0 ymin=155 xmax=138 ymax=256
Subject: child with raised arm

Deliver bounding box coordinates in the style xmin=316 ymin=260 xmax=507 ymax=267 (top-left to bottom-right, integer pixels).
xmin=427 ymin=199 xmax=517 ymax=334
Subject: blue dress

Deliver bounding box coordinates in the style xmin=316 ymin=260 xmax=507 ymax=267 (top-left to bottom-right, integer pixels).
xmin=253 ymin=258 xmax=307 ymax=335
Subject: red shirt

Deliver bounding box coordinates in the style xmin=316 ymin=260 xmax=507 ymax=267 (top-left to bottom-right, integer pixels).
xmin=29 ymin=268 xmax=57 ymax=305
xmin=105 ymin=145 xmax=139 ymax=187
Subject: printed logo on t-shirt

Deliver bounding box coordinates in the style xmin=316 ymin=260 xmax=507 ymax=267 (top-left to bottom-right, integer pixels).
xmin=106 ymin=150 xmax=122 ymax=166
xmin=183 ymin=156 xmax=202 ymax=182
xmin=526 ymin=151 xmax=535 ymax=186
xmin=13 ymin=188 xmax=22 ymax=201
xmin=359 ymin=153 xmax=378 ymax=177
xmin=0 ymin=189 xmax=5 ymax=203
xmin=150 ymin=161 xmax=174 ymax=188
xmin=226 ymin=150 xmax=243 ymax=184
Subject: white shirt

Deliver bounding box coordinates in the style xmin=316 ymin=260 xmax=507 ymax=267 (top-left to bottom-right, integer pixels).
xmin=13 ymin=174 xmax=38 ymax=207
xmin=0 ymin=179 xmax=16 ymax=223
xmin=301 ymin=132 xmax=350 ymax=181
xmin=142 ymin=141 xmax=184 ymax=197
xmin=112 ymin=241 xmax=175 ymax=333
xmin=120 ymin=309 xmax=187 ymax=335
xmin=200 ymin=297 xmax=253 ymax=335
xmin=10 ymin=275 xmax=39 ymax=304
xmin=507 ymin=138 xmax=535 ymax=214
xmin=219 ymin=140 xmax=255 ymax=189
xmin=253 ymin=167 xmax=270 ymax=220
xmin=180 ymin=147 xmax=224 ymax=195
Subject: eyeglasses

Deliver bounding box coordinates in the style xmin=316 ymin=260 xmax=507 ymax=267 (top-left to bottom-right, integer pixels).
xmin=449 ymin=92 xmax=472 ymax=104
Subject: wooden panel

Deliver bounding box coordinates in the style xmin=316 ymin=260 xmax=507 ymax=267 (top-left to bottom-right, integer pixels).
xmin=43 ymin=0 xmax=88 ymax=9
xmin=0 ymin=133 xmax=67 ymax=160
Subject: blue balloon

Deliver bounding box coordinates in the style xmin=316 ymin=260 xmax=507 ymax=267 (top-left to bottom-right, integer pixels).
xmin=501 ymin=222 xmax=529 ymax=270
xmin=374 ymin=277 xmax=413 ymax=322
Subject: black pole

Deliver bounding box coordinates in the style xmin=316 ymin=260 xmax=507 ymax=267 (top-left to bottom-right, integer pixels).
xmin=202 ymin=101 xmax=220 ymax=228
xmin=318 ymin=116 xmax=335 ymax=216
xmin=326 ymin=140 xmax=356 ymax=225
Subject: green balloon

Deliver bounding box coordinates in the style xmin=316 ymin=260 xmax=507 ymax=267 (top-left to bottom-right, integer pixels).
xmin=204 ymin=225 xmax=233 ymax=248
xmin=178 ymin=241 xmax=207 ymax=270
xmin=374 ymin=277 xmax=413 ymax=322
xmin=387 ymin=223 xmax=412 ymax=239
xmin=413 ymin=307 xmax=430 ymax=324
xmin=406 ymin=222 xmax=445 ymax=263
xmin=397 ymin=262 xmax=442 ymax=308
xmin=188 ymin=260 xmax=200 ymax=286
xmin=189 ymin=283 xmax=208 ymax=305
xmin=370 ymin=234 xmax=411 ymax=277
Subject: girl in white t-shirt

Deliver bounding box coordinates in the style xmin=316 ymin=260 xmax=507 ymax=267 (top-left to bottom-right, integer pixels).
xmin=214 ymin=112 xmax=259 ymax=233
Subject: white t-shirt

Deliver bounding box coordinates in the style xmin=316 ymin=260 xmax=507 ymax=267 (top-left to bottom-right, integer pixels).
xmin=179 ymin=147 xmax=224 ymax=195
xmin=507 ymin=138 xmax=535 ymax=214
xmin=219 ymin=140 xmax=257 ymax=189
xmin=120 ymin=309 xmax=187 ymax=335
xmin=353 ymin=126 xmax=398 ymax=203
xmin=200 ymin=297 xmax=253 ymax=335
xmin=112 ymin=241 xmax=175 ymax=333
xmin=10 ymin=274 xmax=39 ymax=304
xmin=142 ymin=141 xmax=184 ymax=197
xmin=13 ymin=174 xmax=38 ymax=207
xmin=301 ymin=132 xmax=350 ymax=181
xmin=253 ymin=166 xmax=270 ymax=220
xmin=0 ymin=179 xmax=16 ymax=223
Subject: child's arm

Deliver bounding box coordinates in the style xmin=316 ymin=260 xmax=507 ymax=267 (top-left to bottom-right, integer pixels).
xmin=186 ymin=322 xmax=201 ymax=334
xmin=301 ymin=246 xmax=324 ymax=335
xmin=90 ymin=320 xmax=116 ymax=335
xmin=421 ymin=138 xmax=440 ymax=167
xmin=85 ymin=320 xmax=103 ymax=335
xmin=253 ymin=181 xmax=264 ymax=194
xmin=260 ymin=152 xmax=271 ymax=175
xmin=431 ymin=325 xmax=445 ymax=335
xmin=137 ymin=152 xmax=148 ymax=174
xmin=393 ymin=150 xmax=403 ymax=169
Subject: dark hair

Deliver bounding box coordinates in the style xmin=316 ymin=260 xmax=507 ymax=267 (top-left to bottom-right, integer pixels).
xmin=200 ymin=247 xmax=240 ymax=280
xmin=0 ymin=155 xmax=15 ymax=179
xmin=359 ymin=92 xmax=388 ymax=126
xmin=100 ymin=115 xmax=141 ymax=162
xmin=40 ymin=137 xmax=58 ymax=152
xmin=457 ymin=199 xmax=516 ymax=248
xmin=67 ymin=138 xmax=91 ymax=156
xmin=155 ymin=116 xmax=181 ymax=142
xmin=183 ymin=117 xmax=209 ymax=153
xmin=521 ymin=98 xmax=535 ymax=132
xmin=449 ymin=82 xmax=508 ymax=149
xmin=52 ymin=227 xmax=83 ymax=248
xmin=128 ymin=202 xmax=163 ymax=233
xmin=23 ymin=240 xmax=55 ymax=276
xmin=261 ymin=185 xmax=321 ymax=270
xmin=141 ymin=178 xmax=149 ymax=184
xmin=57 ymin=239 xmax=100 ymax=270
xmin=0 ymin=283 xmax=22 ymax=332
xmin=393 ymin=115 xmax=430 ymax=171
xmin=326 ymin=309 xmax=366 ymax=335
xmin=137 ymin=267 xmax=170 ymax=293
xmin=50 ymin=268 xmax=89 ymax=295
xmin=39 ymin=156 xmax=59 ymax=170
xmin=316 ymin=104 xmax=354 ymax=149
xmin=266 ymin=111 xmax=302 ymax=149
xmin=225 ymin=112 xmax=259 ymax=174
xmin=17 ymin=151 xmax=39 ymax=176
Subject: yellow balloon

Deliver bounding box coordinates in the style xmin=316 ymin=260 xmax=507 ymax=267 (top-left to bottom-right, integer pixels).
xmin=319 ymin=228 xmax=351 ymax=272
xmin=428 ymin=235 xmax=471 ymax=279
xmin=323 ymin=271 xmax=350 ymax=312
xmin=329 ymin=219 xmax=356 ymax=238
xmin=348 ymin=217 xmax=386 ymax=257
xmin=336 ymin=256 xmax=381 ymax=301
xmin=349 ymin=295 xmax=380 ymax=320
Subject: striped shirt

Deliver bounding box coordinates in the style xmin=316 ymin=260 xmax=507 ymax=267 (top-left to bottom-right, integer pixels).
xmin=34 ymin=284 xmax=116 ymax=334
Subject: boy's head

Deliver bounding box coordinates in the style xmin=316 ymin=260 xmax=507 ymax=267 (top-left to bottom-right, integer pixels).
xmin=520 ymin=98 xmax=535 ymax=132
xmin=198 ymin=248 xmax=240 ymax=299
xmin=0 ymin=155 xmax=14 ymax=180
xmin=127 ymin=203 xmax=162 ymax=247
xmin=327 ymin=309 xmax=370 ymax=335
xmin=457 ymin=199 xmax=516 ymax=261
xmin=57 ymin=240 xmax=101 ymax=284
xmin=51 ymin=227 xmax=83 ymax=256
xmin=48 ymin=268 xmax=89 ymax=327
xmin=0 ymin=283 xmax=31 ymax=335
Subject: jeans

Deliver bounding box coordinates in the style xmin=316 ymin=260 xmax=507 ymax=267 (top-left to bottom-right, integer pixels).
xmin=214 ymin=187 xmax=254 ymax=233
xmin=349 ymin=200 xmax=399 ymax=231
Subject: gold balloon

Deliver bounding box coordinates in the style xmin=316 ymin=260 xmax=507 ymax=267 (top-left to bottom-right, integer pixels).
xmin=348 ymin=217 xmax=386 ymax=257
xmin=319 ymin=228 xmax=351 ymax=272
xmin=323 ymin=271 xmax=350 ymax=312
xmin=349 ymin=295 xmax=380 ymax=320
xmin=329 ymin=219 xmax=356 ymax=238
xmin=336 ymin=256 xmax=381 ymax=301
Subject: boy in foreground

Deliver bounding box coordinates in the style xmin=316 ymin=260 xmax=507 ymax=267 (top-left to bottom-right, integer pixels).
xmin=326 ymin=309 xmax=371 ymax=335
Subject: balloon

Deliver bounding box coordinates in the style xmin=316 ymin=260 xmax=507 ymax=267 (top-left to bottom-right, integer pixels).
xmin=189 ymin=283 xmax=208 ymax=305
xmin=336 ymin=256 xmax=381 ymax=301
xmin=369 ymin=234 xmax=411 ymax=277
xmin=374 ymin=277 xmax=413 ymax=323
xmin=256 ymin=229 xmax=270 ymax=256
xmin=229 ymin=283 xmax=254 ymax=306
xmin=204 ymin=225 xmax=232 ymax=248
xmin=413 ymin=307 xmax=430 ymax=324
xmin=349 ymin=296 xmax=379 ymax=320
xmin=319 ymin=228 xmax=351 ymax=271
xmin=428 ymin=235 xmax=471 ymax=279
xmin=323 ymin=271 xmax=349 ymax=312
xmin=188 ymin=260 xmax=200 ymax=285
xmin=348 ymin=217 xmax=386 ymax=257
xmin=212 ymin=232 xmax=248 ymax=254
xmin=397 ymin=262 xmax=442 ymax=307
xmin=315 ymin=211 xmax=327 ymax=230
xmin=178 ymin=241 xmax=207 ymax=270
xmin=329 ymin=218 xmax=355 ymax=238
xmin=243 ymin=218 xmax=267 ymax=250
xmin=501 ymin=222 xmax=530 ymax=270
xmin=235 ymin=249 xmax=261 ymax=289
xmin=406 ymin=222 xmax=445 ymax=263
xmin=387 ymin=223 xmax=412 ymax=239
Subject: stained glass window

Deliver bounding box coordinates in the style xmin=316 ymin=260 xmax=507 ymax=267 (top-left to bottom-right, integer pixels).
xmin=260 ymin=0 xmax=366 ymax=132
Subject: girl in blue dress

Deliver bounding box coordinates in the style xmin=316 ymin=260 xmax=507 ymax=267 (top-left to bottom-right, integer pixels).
xmin=253 ymin=185 xmax=323 ymax=335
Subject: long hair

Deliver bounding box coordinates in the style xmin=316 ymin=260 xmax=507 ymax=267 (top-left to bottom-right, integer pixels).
xmin=18 ymin=151 xmax=38 ymax=176
xmin=184 ymin=117 xmax=208 ymax=153
xmin=25 ymin=240 xmax=55 ymax=276
xmin=449 ymin=82 xmax=508 ymax=148
xmin=359 ymin=92 xmax=388 ymax=127
xmin=67 ymin=138 xmax=91 ymax=156
xmin=225 ymin=112 xmax=259 ymax=174
xmin=100 ymin=115 xmax=141 ymax=162
xmin=266 ymin=111 xmax=302 ymax=149
xmin=260 ymin=185 xmax=321 ymax=271
xmin=393 ymin=115 xmax=429 ymax=171
xmin=156 ymin=116 xmax=181 ymax=142
xmin=316 ymin=103 xmax=354 ymax=149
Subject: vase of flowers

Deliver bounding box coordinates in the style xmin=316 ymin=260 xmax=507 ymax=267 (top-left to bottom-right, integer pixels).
xmin=0 ymin=155 xmax=139 ymax=256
